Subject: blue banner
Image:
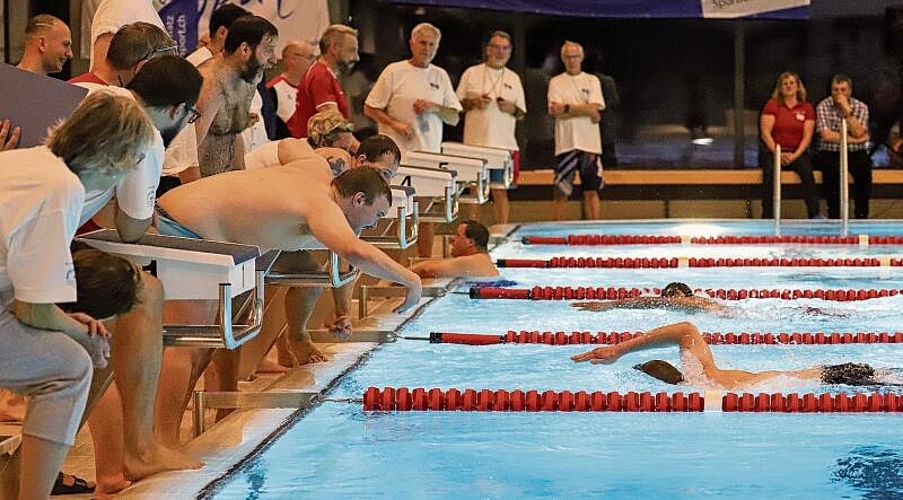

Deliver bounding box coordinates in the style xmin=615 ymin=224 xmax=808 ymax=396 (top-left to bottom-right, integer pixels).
xmin=386 ymin=0 xmax=808 ymax=19
xmin=158 ymin=0 xmax=199 ymax=56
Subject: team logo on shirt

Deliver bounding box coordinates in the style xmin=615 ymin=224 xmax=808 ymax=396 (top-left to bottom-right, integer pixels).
xmin=429 ymin=82 xmax=440 ymax=90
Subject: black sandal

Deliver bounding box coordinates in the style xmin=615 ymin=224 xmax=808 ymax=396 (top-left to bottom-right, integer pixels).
xmin=50 ymin=472 xmax=96 ymax=495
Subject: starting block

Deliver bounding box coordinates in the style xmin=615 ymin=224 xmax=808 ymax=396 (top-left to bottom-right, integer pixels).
xmin=403 ymin=150 xmax=490 ymax=204
xmin=396 ymin=164 xmax=459 ymax=223
xmin=441 ymin=141 xmax=514 ymax=189
xmin=361 ymin=185 xmax=418 ymax=249
xmin=76 ymin=229 xmax=266 ymax=349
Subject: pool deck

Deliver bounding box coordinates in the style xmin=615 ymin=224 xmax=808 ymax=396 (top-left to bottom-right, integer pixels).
xmin=55 ymin=277 xmax=454 ymax=499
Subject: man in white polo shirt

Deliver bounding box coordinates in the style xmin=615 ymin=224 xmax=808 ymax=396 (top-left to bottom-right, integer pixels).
xmin=547 ymin=40 xmax=605 ymax=221
xmin=456 ymin=30 xmax=526 ymax=225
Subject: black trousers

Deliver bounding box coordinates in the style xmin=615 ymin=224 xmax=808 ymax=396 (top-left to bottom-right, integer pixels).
xmin=761 ymin=151 xmax=819 ymax=219
xmin=814 ymin=149 xmax=872 ymax=219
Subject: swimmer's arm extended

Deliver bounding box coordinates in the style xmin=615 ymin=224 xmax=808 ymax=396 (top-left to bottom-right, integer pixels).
xmin=308 ymin=205 xmax=422 ymax=313
xmin=572 ymin=321 xmax=700 ymax=364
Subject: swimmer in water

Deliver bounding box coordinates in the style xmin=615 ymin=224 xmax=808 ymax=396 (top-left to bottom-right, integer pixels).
xmin=571 ymin=282 xmax=732 ymax=316
xmin=571 ymin=282 xmax=849 ymax=319
xmin=571 ymin=321 xmax=889 ymax=390
xmin=411 ymin=220 xmax=499 ymax=279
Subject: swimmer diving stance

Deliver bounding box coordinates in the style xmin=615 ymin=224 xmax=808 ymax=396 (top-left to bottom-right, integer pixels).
xmin=571 ymin=321 xmax=888 ymax=390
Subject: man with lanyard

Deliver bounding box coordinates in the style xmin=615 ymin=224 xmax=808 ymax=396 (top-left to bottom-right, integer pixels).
xmin=456 ymin=30 xmax=526 ymax=225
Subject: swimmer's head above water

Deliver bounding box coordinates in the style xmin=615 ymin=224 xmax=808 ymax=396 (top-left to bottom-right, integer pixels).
xmin=661 ymin=282 xmax=693 ymax=299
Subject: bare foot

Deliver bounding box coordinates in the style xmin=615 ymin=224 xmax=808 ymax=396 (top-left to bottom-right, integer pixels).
xmin=256 ymin=358 xmax=291 ymax=374
xmin=276 ymin=333 xmax=295 ymax=368
xmin=94 ymin=474 xmax=130 ymax=499
xmin=124 ymin=443 xmax=204 ymax=481
xmin=288 ymin=338 xmax=328 ymax=365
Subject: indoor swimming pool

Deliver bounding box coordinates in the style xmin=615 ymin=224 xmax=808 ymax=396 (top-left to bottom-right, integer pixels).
xmin=207 ymin=220 xmax=903 ymax=499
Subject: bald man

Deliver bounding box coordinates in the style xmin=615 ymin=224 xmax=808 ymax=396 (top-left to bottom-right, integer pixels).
xmin=267 ymin=40 xmax=318 ymax=139
xmin=2 ymin=15 xmax=74 ymax=150
xmin=16 ymin=14 xmax=72 ymax=75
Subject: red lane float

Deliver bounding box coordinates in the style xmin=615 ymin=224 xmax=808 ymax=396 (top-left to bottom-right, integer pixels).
xmin=520 ymin=234 xmax=903 ymax=246
xmin=469 ymin=286 xmax=901 ymax=302
xmin=427 ymin=330 xmax=903 ymax=345
xmin=496 ymin=256 xmax=890 ymax=268
xmin=363 ymin=387 xmax=903 ymax=413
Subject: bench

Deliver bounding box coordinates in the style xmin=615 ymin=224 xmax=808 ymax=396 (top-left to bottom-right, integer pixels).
xmin=514 ymin=168 xmax=903 ymax=218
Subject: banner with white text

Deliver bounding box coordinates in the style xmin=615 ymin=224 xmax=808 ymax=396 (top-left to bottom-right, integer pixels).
xmin=701 ymin=0 xmax=810 ymax=19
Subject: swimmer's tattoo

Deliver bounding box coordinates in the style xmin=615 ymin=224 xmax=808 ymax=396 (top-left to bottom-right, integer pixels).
xmin=327 ymin=156 xmax=346 ymax=176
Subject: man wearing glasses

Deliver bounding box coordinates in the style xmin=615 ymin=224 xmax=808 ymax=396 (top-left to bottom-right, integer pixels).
xmin=456 ymin=30 xmax=527 ymax=225
xmin=64 ymin=54 xmax=207 ymax=495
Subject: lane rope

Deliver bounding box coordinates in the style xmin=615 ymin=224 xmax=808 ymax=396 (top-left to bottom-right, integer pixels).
xmin=520 ymin=234 xmax=902 ymax=246
xmin=414 ymin=330 xmax=903 ymax=345
xmin=497 ymin=256 xmax=900 ymax=268
xmin=362 ymin=387 xmax=903 ymax=413
xmin=469 ymin=286 xmax=901 ymax=302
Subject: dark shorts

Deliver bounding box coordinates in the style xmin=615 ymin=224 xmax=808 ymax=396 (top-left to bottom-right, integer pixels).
xmin=554 ymin=150 xmax=603 ymax=196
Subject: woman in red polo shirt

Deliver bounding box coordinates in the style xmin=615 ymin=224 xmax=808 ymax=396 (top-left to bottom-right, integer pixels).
xmin=760 ymin=71 xmax=819 ymax=219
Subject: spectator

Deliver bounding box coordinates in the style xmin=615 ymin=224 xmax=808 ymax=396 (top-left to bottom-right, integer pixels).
xmin=759 ymin=71 xmax=819 ymax=219
xmin=365 ymin=22 xmax=461 ymax=258
xmin=268 ymin=40 xmax=318 ymax=139
xmin=289 ymin=25 xmax=359 ymax=139
xmin=814 ymin=74 xmax=872 ymax=219
xmin=547 ymin=40 xmax=605 ymax=221
xmin=456 ymin=30 xmax=526 ymax=225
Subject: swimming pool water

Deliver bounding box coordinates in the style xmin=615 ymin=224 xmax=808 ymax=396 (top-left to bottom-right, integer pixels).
xmin=210 ymin=221 xmax=903 ymax=499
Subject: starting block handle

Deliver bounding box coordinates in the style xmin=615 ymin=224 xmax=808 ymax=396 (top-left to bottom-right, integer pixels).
xmin=163 ymin=270 xmax=266 ymax=349
xmin=265 ymin=251 xmax=360 ymax=288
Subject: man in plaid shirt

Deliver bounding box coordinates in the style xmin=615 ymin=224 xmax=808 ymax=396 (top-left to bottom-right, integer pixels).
xmin=815 ymin=74 xmax=872 ymax=219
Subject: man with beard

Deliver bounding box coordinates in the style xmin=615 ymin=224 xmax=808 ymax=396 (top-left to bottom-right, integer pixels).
xmin=289 ymin=25 xmax=359 ymax=140
xmin=194 ymin=15 xmax=278 ymax=177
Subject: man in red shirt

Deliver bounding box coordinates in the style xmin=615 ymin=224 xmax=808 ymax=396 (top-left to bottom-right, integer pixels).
xmin=288 ymin=24 xmax=359 ymax=140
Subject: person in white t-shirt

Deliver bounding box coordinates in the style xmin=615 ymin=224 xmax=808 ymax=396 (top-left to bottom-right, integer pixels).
xmin=364 ymin=22 xmax=461 ymax=154
xmin=365 ymin=22 xmax=461 ymax=257
xmin=89 ymin=0 xmax=164 ymax=71
xmin=0 ymin=92 xmax=154 ymax=500
xmin=547 ymin=40 xmax=605 ymax=221
xmin=73 ymin=56 xmax=207 ymax=495
xmin=457 ymin=30 xmax=526 ymax=225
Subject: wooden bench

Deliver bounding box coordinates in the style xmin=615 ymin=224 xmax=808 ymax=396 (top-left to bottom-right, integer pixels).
xmin=512 ymin=168 xmax=903 ymax=218
xmin=517 ymin=169 xmax=903 ymax=186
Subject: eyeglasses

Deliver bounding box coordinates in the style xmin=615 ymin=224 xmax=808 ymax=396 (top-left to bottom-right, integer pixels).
xmin=183 ymin=103 xmax=202 ymax=124
xmin=144 ymin=44 xmax=180 ymax=61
